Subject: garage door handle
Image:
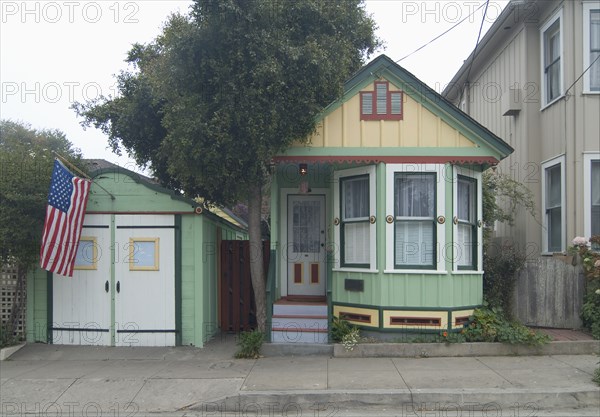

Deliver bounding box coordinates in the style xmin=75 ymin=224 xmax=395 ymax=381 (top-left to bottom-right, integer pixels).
xmin=105 ymin=281 xmax=109 ymax=293
xmin=116 ymin=281 xmax=120 ymax=293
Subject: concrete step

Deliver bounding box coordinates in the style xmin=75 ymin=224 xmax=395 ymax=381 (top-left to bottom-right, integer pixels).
xmin=273 ymin=303 xmax=327 ymax=316
xmin=271 ymin=315 xmax=328 ymax=329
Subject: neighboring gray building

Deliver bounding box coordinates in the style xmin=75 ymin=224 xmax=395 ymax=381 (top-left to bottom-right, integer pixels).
xmin=443 ymin=0 xmax=600 ymax=328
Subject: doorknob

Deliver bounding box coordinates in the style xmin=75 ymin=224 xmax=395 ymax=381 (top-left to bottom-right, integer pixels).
xmin=116 ymin=281 xmax=120 ymax=293
xmin=105 ymin=281 xmax=109 ymax=293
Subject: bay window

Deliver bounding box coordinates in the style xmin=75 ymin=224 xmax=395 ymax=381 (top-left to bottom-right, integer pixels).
xmin=334 ymin=166 xmax=377 ymax=270
xmin=453 ymin=168 xmax=482 ymax=271
xmin=386 ymin=164 xmax=446 ymax=272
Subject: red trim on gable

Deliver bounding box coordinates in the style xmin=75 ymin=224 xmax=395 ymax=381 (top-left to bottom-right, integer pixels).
xmin=273 ymin=155 xmax=499 ymax=165
xmin=360 ymin=81 xmax=404 ymax=121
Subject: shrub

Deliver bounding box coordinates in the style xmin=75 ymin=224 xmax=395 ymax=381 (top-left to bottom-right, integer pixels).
xmin=570 ymin=236 xmax=600 ymax=340
xmin=331 ymin=316 xmax=355 ymax=343
xmin=463 ymin=304 xmax=550 ymax=346
xmin=483 ymin=244 xmax=526 ymax=315
xmin=593 ymin=364 xmax=600 ymax=386
xmin=234 ymin=330 xmax=264 ymax=359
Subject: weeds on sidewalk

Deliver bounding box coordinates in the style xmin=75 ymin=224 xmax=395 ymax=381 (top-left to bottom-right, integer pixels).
xmin=235 ymin=330 xmax=264 ymax=359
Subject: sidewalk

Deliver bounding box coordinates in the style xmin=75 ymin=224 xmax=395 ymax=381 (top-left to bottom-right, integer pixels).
xmin=1 ymin=335 xmax=598 ymax=416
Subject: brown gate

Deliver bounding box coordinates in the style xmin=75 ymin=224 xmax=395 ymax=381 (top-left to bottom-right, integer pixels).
xmin=220 ymin=241 xmax=270 ymax=332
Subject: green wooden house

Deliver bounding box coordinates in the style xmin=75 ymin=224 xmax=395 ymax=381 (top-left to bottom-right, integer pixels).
xmin=267 ymin=55 xmax=513 ymax=343
xmin=27 ymin=160 xmax=247 ymax=347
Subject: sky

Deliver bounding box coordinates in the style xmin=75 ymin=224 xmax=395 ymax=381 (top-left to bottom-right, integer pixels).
xmin=1 ymin=0 xmax=509 ymax=171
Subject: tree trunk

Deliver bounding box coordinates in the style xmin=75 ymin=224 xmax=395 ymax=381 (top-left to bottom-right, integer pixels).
xmin=247 ymin=181 xmax=266 ymax=333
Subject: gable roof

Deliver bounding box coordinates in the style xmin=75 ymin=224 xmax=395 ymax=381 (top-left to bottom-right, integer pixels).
xmin=320 ymin=54 xmax=514 ymax=160
xmin=83 ymin=159 xmax=248 ymax=230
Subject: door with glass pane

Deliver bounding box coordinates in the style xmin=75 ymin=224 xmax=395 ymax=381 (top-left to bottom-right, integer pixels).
xmin=287 ymin=195 xmax=326 ymax=296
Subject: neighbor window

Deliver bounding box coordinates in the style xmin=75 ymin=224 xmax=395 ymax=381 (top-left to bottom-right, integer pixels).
xmin=334 ymin=166 xmax=377 ymax=270
xmin=129 ymin=238 xmax=160 ymax=271
xmin=541 ymin=10 xmax=563 ymax=105
xmin=584 ymin=3 xmax=600 ymax=92
xmin=542 ymin=157 xmax=565 ymax=253
xmin=585 ymin=154 xmax=600 ymax=239
xmin=360 ymin=81 xmax=403 ymax=120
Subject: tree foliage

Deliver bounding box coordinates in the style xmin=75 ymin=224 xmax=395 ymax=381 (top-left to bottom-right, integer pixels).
xmin=0 ymin=120 xmax=81 ymax=339
xmin=74 ymin=0 xmax=380 ymax=331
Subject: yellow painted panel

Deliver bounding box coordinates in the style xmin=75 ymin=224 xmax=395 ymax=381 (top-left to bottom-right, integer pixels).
xmin=451 ymin=309 xmax=474 ymax=329
xmin=333 ymin=305 xmax=379 ymax=328
xmin=399 ymin=95 xmax=419 ymax=147
xmin=381 ymin=120 xmax=400 ymax=147
xmin=420 ymin=110 xmax=438 ymax=147
xmin=307 ymin=123 xmax=324 ymax=147
xmin=458 ymin=133 xmax=476 ymax=147
xmin=362 ymin=120 xmax=381 ymax=147
xmin=382 ymin=310 xmax=447 ymax=330
xmin=325 ymin=105 xmax=343 ymax=147
xmin=440 ymin=120 xmax=459 ymax=147
xmin=345 ymin=97 xmax=362 ymax=147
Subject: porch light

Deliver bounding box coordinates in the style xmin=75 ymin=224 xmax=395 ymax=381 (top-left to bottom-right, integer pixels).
xmin=299 ymin=163 xmax=308 ymax=176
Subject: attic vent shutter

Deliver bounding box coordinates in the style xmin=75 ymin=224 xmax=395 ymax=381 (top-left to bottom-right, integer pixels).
xmin=376 ymin=83 xmax=387 ymax=114
xmin=390 ymin=92 xmax=402 ymax=115
xmin=361 ymin=93 xmax=373 ymax=115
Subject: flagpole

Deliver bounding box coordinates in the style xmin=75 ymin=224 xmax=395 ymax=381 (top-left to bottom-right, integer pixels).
xmin=53 ymin=152 xmax=116 ymax=200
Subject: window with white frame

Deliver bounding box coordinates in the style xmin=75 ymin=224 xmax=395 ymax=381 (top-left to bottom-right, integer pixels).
xmin=541 ymin=9 xmax=563 ymax=105
xmin=584 ymin=3 xmax=600 ymax=92
xmin=453 ymin=168 xmax=482 ymax=271
xmin=334 ymin=166 xmax=377 ymax=270
xmin=542 ymin=156 xmax=565 ymax=253
xmin=385 ymin=164 xmax=446 ymax=272
xmin=584 ymin=154 xmax=600 ymax=239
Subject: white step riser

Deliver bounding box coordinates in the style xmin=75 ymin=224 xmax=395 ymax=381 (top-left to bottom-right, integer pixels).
xmin=273 ymin=304 xmax=328 ymax=316
xmin=272 ymin=330 xmax=328 ymax=344
xmin=272 ymin=317 xmax=328 ymax=329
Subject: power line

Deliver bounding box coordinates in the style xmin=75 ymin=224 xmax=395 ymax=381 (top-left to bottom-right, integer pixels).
xmin=459 ymin=0 xmax=491 ymax=105
xmin=396 ymin=1 xmax=487 ymax=63
xmin=564 ymin=53 xmax=600 ymax=97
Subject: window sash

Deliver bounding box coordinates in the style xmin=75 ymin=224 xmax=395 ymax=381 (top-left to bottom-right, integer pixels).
xmin=592 ymin=160 xmax=600 ymax=236
xmin=394 ymin=172 xmax=436 ymax=269
xmin=456 ymin=175 xmax=477 ymax=269
xmin=340 ymin=174 xmax=371 ymax=267
xmin=361 ymin=92 xmax=373 ymax=115
xmin=543 ymin=17 xmax=562 ymax=102
xmin=376 ymin=83 xmax=387 ymax=114
xmin=590 ymin=10 xmax=600 ymax=91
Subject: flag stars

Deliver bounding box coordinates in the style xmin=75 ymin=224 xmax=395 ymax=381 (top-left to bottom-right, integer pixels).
xmin=47 ymin=161 xmax=74 ymax=213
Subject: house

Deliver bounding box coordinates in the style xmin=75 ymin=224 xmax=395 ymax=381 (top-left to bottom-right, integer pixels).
xmin=266 ymin=54 xmax=513 ymax=343
xmin=26 ymin=160 xmax=247 ymax=347
xmin=442 ymin=0 xmax=600 ymax=327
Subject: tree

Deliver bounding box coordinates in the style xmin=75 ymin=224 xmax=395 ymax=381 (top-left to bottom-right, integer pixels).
xmin=0 ymin=120 xmax=81 ymax=340
xmin=74 ymin=0 xmax=379 ymax=332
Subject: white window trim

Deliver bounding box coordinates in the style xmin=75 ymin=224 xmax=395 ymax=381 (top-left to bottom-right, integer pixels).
xmin=584 ymin=152 xmax=600 ymax=238
xmin=541 ymin=155 xmax=566 ymax=254
xmin=452 ymin=167 xmax=483 ymax=272
xmin=385 ymin=163 xmax=446 ymax=272
xmin=540 ymin=8 xmax=564 ymax=108
xmin=333 ymin=166 xmax=377 ymax=271
xmin=583 ymin=2 xmax=600 ymax=94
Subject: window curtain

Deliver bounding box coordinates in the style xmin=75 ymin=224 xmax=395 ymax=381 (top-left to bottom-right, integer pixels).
xmin=590 ymin=10 xmax=600 ymax=91
xmin=342 ymin=176 xmax=370 ymax=265
xmin=292 ymin=200 xmax=321 ymax=253
xmin=394 ymin=174 xmax=435 ymax=267
xmin=457 ymin=178 xmax=475 ymax=267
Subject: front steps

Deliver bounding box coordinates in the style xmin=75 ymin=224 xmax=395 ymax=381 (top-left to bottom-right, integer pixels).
xmin=271 ymin=298 xmax=328 ymax=344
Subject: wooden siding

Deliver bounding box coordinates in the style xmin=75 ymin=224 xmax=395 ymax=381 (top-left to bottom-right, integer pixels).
xmin=297 ymin=81 xmax=477 ymax=149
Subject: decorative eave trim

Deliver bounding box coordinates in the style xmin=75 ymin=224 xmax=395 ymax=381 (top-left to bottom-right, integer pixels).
xmin=273 ymin=155 xmax=498 ymax=165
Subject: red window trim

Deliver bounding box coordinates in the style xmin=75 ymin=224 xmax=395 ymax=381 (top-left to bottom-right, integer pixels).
xmin=360 ymin=81 xmax=404 ymax=121
xmin=339 ymin=312 xmax=372 ymax=324
xmin=389 ymin=316 xmax=441 ymax=327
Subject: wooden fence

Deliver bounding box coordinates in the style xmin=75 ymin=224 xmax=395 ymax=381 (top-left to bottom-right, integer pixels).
xmin=512 ymin=256 xmax=585 ymax=329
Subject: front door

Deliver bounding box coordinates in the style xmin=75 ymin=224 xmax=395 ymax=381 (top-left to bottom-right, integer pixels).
xmin=287 ymin=195 xmax=326 ymax=296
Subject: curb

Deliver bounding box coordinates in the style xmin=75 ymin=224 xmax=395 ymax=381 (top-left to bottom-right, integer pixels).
xmin=0 ymin=343 xmax=26 ymax=361
xmin=192 ymin=387 xmax=600 ymax=413
xmin=334 ymin=340 xmax=600 ymax=357
xmin=261 ymin=343 xmax=333 ymax=356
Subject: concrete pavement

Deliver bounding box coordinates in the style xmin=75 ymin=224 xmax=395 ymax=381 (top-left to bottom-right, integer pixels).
xmin=1 ymin=335 xmax=598 ymax=416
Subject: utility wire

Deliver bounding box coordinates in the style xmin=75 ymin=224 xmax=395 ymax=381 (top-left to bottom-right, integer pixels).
xmin=564 ymin=53 xmax=600 ymax=97
xmin=396 ymin=1 xmax=487 ymax=63
xmin=459 ymin=0 xmax=491 ymax=105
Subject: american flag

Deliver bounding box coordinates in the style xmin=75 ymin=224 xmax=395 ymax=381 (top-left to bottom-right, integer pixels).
xmin=39 ymin=159 xmax=91 ymax=277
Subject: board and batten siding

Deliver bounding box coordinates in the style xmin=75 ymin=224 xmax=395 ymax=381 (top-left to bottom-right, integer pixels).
xmin=296 ymin=81 xmax=476 ymax=149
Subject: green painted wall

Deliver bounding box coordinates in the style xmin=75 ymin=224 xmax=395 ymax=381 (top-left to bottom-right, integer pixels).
xmin=27 ymin=168 xmax=247 ymax=346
